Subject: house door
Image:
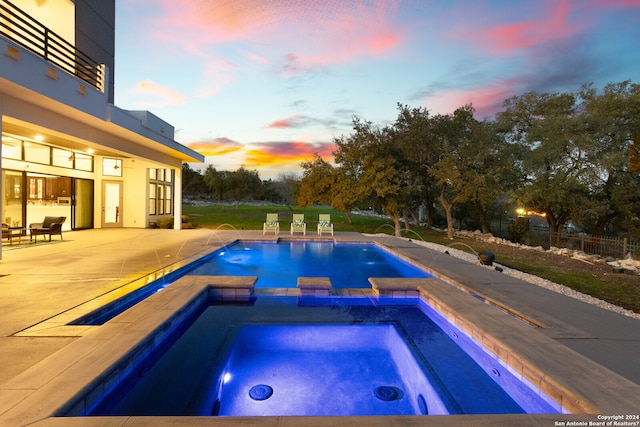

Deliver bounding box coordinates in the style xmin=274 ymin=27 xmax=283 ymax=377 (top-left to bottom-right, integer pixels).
xmin=72 ymin=178 xmax=94 ymax=229
xmin=102 ymin=181 xmax=122 ymax=228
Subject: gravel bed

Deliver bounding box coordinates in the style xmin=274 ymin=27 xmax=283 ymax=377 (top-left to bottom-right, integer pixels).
xmin=389 ymin=236 xmax=640 ymax=320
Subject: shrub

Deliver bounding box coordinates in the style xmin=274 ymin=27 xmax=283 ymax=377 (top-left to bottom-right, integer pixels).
xmin=155 ymin=216 xmax=174 ymax=229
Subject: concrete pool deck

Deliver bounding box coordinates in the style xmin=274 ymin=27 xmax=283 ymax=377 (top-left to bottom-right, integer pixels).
xmin=0 ymin=228 xmax=639 ymax=426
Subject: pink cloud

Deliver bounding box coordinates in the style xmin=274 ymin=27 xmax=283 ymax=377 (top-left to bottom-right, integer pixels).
xmin=137 ymin=0 xmax=404 ymax=74
xmin=128 ymin=80 xmax=186 ymax=107
xmin=460 ymin=0 xmax=582 ymax=56
xmin=423 ymin=81 xmax=520 ymax=119
xmin=266 ymin=115 xmax=305 ymax=129
xmin=586 ymin=0 xmax=640 ymax=7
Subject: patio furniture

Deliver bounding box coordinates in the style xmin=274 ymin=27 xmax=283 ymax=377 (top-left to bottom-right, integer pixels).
xmin=2 ymin=223 xmax=25 ymax=246
xmin=290 ymin=213 xmax=306 ymax=235
xmin=29 ymin=216 xmax=66 ymax=243
xmin=263 ymin=213 xmax=279 ymax=235
xmin=317 ymin=214 xmax=334 ymax=236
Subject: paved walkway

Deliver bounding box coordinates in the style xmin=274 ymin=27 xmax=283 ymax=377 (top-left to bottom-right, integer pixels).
xmin=0 ymin=228 xmax=638 ymax=425
xmin=0 ymin=228 xmax=223 ymax=383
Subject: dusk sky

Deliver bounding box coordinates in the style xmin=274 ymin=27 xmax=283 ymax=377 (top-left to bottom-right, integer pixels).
xmin=114 ymin=0 xmax=640 ymax=179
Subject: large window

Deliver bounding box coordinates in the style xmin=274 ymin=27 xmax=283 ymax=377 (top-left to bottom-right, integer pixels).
xmin=148 ymin=168 xmax=173 ymax=216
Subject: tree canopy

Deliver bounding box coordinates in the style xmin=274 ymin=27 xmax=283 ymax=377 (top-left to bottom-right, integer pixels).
xmin=184 ymin=80 xmax=640 ymax=242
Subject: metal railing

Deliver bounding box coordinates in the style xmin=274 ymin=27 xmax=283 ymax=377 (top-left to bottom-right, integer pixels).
xmin=0 ymin=0 xmax=104 ymax=91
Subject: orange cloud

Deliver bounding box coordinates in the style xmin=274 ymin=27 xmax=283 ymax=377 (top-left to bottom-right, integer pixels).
xmin=129 ymin=80 xmax=186 ymax=107
xmin=244 ymin=141 xmax=336 ymax=168
xmin=186 ymin=138 xmax=243 ymax=157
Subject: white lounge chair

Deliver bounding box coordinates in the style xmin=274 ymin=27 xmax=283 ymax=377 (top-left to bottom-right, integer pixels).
xmin=263 ymin=213 xmax=279 ymax=235
xmin=290 ymin=213 xmax=306 ymax=235
xmin=317 ymin=214 xmax=333 ymax=236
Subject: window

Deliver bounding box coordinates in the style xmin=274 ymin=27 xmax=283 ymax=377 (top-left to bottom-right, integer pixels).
xmin=103 ymin=158 xmax=122 ymax=177
xmin=164 ymin=185 xmax=172 ymax=213
xmin=24 ymin=142 xmax=50 ymax=164
xmin=156 ymin=184 xmax=164 ymax=215
xmin=1 ymin=135 xmax=22 ymax=160
xmin=148 ymin=168 xmax=173 ymax=216
xmin=149 ymin=183 xmax=156 ymax=215
xmin=2 ymin=133 xmax=94 ymax=171
xmin=28 ymin=177 xmax=44 ymax=199
xmin=52 ymin=148 xmax=74 ymax=168
xmin=74 ymin=153 xmax=93 ymax=172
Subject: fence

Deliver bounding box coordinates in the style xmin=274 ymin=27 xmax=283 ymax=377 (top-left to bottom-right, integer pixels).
xmin=547 ymin=232 xmax=638 ymax=259
xmin=490 ymin=220 xmax=638 ymax=259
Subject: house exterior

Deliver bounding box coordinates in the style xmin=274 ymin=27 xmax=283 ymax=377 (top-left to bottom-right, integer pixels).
xmin=0 ymin=0 xmax=204 ymax=257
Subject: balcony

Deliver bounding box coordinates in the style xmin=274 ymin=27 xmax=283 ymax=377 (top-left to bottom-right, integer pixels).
xmin=0 ymin=0 xmax=104 ymax=92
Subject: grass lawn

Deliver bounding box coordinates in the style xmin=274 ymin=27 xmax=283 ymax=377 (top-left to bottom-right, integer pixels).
xmin=183 ymin=204 xmax=390 ymax=233
xmin=183 ymin=204 xmax=640 ymax=313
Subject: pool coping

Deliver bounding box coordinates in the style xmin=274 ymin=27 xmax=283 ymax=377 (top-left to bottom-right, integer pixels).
xmin=1 ymin=270 xmax=639 ymax=425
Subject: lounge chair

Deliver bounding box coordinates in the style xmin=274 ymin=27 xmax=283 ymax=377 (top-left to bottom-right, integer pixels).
xmin=263 ymin=213 xmax=279 ymax=235
xmin=290 ymin=213 xmax=306 ymax=235
xmin=317 ymin=214 xmax=333 ymax=236
xmin=29 ymin=216 xmax=66 ymax=243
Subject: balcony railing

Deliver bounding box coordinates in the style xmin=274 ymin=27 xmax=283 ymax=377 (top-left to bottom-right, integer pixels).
xmin=0 ymin=0 xmax=104 ymax=91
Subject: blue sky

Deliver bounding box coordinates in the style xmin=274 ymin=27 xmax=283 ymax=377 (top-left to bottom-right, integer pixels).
xmin=114 ymin=0 xmax=640 ymax=179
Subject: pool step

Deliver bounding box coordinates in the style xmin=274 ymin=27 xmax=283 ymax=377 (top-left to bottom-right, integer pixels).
xmin=185 ymin=275 xmax=257 ymax=301
xmin=297 ymin=277 xmax=332 ymax=296
xmin=368 ymin=278 xmax=434 ymax=297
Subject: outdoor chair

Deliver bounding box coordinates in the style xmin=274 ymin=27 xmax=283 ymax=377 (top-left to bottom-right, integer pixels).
xmin=263 ymin=213 xmax=280 ymax=235
xmin=29 ymin=216 xmax=66 ymax=243
xmin=317 ymin=214 xmax=334 ymax=236
xmin=290 ymin=213 xmax=306 ymax=235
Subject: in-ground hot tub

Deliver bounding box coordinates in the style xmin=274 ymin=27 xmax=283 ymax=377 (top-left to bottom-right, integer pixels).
xmin=78 ymin=295 xmax=559 ymax=417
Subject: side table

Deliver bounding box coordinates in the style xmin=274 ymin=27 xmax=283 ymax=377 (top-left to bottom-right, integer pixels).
xmin=6 ymin=227 xmax=25 ymax=246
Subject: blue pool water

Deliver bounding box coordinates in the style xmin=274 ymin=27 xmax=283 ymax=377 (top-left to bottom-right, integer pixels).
xmin=189 ymin=241 xmax=433 ymax=288
xmin=83 ymin=296 xmax=559 ymax=416
xmin=71 ymin=240 xmax=433 ymax=326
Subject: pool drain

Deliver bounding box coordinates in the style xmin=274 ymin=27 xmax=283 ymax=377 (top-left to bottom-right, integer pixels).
xmin=374 ymin=386 xmax=402 ymax=401
xmin=249 ymin=384 xmax=273 ymax=401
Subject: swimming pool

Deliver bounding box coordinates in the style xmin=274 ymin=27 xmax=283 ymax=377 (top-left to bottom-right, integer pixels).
xmin=82 ymin=295 xmax=559 ymax=417
xmin=71 ymin=240 xmax=433 ymax=325
xmin=189 ymin=240 xmax=433 ymax=288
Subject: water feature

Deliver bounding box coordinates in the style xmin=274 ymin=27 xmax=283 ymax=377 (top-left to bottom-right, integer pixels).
xmin=79 ymin=296 xmax=559 ymax=417
xmin=203 ymin=224 xmax=244 ymax=249
xmin=446 ymin=241 xmax=480 ymax=258
xmin=118 ymin=232 xmax=163 ymax=281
